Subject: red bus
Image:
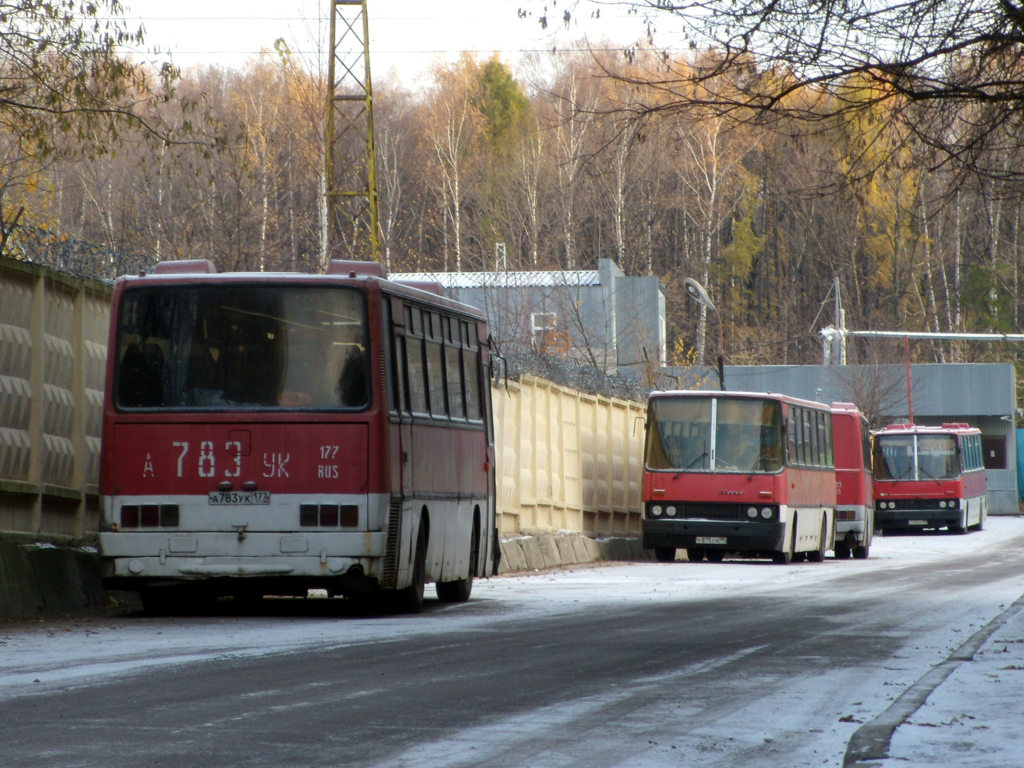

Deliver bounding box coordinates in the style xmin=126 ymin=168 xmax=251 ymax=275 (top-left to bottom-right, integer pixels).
xmin=641 ymin=390 xmax=836 ymax=564
xmin=831 ymin=402 xmax=874 ymax=559
xmin=871 ymin=422 xmax=987 ymax=534
xmin=99 ymin=259 xmax=498 ymax=613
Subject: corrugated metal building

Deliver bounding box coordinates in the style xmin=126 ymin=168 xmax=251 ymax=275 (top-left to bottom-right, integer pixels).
xmin=391 ymin=259 xmax=666 ymax=378
xmin=659 ymin=362 xmax=1019 ymax=516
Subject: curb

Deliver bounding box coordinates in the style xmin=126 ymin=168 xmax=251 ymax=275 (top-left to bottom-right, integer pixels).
xmin=497 ymin=532 xmax=652 ymax=574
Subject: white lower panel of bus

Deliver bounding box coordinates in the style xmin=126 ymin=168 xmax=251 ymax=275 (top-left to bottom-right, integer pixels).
xmin=100 ymin=531 xmax=388 ymax=580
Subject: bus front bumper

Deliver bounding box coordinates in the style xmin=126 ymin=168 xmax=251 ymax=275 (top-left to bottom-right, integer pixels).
xmin=642 ymin=519 xmax=786 ymax=553
xmin=876 ymin=509 xmax=964 ymax=530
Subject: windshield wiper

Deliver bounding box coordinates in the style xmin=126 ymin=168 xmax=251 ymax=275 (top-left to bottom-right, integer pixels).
xmin=683 ymin=451 xmax=708 ymax=470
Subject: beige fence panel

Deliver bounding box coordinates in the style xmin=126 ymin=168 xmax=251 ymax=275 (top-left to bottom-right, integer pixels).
xmin=494 ymin=375 xmax=644 ymax=538
xmin=0 ymin=257 xmax=110 ymax=541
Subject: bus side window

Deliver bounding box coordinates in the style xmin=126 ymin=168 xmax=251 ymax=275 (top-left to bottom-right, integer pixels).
xmin=392 ymin=333 xmax=408 ymax=414
xmin=463 ymin=326 xmax=482 ymax=422
xmin=425 ymin=313 xmax=447 ymax=418
xmin=407 ymin=338 xmax=427 ymax=415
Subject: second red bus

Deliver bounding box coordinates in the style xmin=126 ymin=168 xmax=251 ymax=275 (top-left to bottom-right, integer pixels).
xmin=831 ymin=402 xmax=874 ymax=559
xmin=641 ymin=390 xmax=836 ymax=564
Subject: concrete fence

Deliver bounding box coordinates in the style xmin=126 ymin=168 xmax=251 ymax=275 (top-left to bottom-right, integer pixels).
xmin=0 ymin=257 xmax=111 ymax=545
xmin=493 ymin=375 xmax=644 ymax=538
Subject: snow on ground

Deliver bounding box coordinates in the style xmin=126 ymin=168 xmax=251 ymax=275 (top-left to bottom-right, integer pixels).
xmin=2 ymin=517 xmax=1023 ymax=767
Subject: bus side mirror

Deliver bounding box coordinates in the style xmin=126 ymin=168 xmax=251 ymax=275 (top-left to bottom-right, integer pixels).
xmin=491 ymin=354 xmax=507 ymax=389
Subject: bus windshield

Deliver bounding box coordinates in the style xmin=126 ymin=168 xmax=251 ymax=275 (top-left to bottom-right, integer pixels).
xmin=873 ymin=434 xmax=959 ymax=480
xmin=645 ymin=396 xmax=783 ymax=472
xmin=115 ymin=285 xmax=368 ymax=410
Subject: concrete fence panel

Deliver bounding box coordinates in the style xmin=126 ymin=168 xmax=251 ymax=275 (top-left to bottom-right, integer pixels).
xmin=0 ymin=257 xmax=110 ymax=542
xmin=493 ymin=375 xmax=645 ymax=538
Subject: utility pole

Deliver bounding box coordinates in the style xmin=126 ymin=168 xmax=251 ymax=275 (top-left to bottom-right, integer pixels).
xmin=833 ymin=277 xmax=847 ymax=365
xmin=323 ymin=0 xmax=380 ymax=268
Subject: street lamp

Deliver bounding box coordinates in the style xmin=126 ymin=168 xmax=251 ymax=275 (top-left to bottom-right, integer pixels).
xmin=684 ymin=277 xmax=725 ymax=390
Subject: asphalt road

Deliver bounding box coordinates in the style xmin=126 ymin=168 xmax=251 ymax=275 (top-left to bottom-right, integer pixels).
xmin=3 ymin=521 xmax=1024 ymax=768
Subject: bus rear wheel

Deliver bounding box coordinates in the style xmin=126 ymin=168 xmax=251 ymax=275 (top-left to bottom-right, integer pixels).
xmin=437 ymin=520 xmax=477 ymax=603
xmin=395 ymin=526 xmax=427 ymax=613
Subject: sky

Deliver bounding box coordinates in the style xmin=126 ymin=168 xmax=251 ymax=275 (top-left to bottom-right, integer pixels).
xmin=116 ymin=0 xmax=662 ymax=86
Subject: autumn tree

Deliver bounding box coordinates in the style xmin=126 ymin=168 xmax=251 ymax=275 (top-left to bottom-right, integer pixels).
xmin=0 ymin=1 xmax=183 ymax=249
xmin=560 ymin=0 xmax=1024 ymax=186
xmin=421 ymin=55 xmax=487 ymax=272
xmin=472 ymin=57 xmax=532 ymax=268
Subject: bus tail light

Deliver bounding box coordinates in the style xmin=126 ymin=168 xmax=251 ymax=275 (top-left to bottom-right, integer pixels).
xmin=120 ymin=504 xmax=179 ymax=528
xmin=300 ymin=504 xmax=359 ymax=527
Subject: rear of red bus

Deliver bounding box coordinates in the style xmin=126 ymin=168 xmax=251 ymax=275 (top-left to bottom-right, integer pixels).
xmin=641 ymin=391 xmax=836 ymax=564
xmin=831 ymin=402 xmax=873 ymax=558
xmin=99 ymin=261 xmax=493 ymax=610
xmin=872 ymin=423 xmax=988 ymax=534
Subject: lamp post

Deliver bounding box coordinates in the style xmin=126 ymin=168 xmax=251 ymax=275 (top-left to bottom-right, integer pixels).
xmin=684 ymin=277 xmax=725 ymax=390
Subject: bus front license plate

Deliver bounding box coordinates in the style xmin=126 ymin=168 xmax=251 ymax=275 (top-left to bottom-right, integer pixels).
xmin=208 ymin=491 xmax=271 ymax=505
xmin=909 ymin=519 xmax=927 ymax=526
xmin=696 ymin=536 xmax=727 ymax=545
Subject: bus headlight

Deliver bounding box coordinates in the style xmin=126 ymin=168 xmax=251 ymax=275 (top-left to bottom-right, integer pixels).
xmin=651 ymin=505 xmax=663 ymax=517
xmin=938 ymin=500 xmax=947 ymax=508
xmin=666 ymin=506 xmax=677 ymax=517
xmin=746 ymin=506 xmax=759 ymax=519
xmin=761 ymin=507 xmax=774 ymax=520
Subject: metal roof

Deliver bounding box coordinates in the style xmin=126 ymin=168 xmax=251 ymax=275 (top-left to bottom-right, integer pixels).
xmin=389 ymin=269 xmax=602 ymax=288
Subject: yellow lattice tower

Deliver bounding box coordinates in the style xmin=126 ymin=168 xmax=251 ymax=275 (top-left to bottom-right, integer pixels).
xmin=324 ymin=0 xmax=380 ymax=266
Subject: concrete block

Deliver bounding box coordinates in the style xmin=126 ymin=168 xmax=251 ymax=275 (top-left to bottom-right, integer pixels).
xmin=537 ymin=535 xmax=562 ymax=568
xmin=519 ymin=536 xmax=545 ymax=570
xmin=597 ymin=536 xmax=644 ymax=561
xmin=25 ymin=544 xmax=87 ymax=613
xmin=0 ymin=541 xmax=40 ymax=619
xmin=73 ymin=548 xmax=107 ymax=606
xmin=579 ymin=536 xmax=603 ymax=562
xmin=554 ymin=535 xmax=579 ymax=565
xmin=499 ymin=538 xmax=528 ymax=573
